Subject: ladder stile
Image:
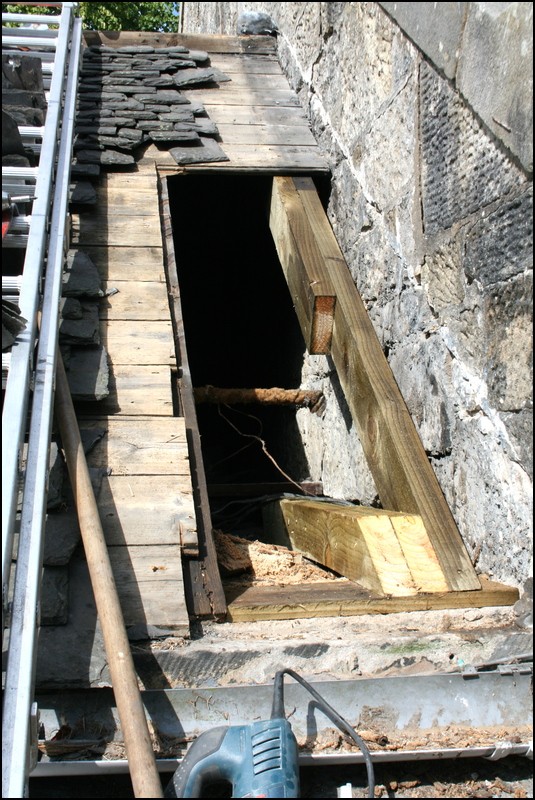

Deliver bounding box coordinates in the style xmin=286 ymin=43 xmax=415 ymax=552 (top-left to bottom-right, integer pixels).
xmin=1 ymin=4 xmax=82 ymax=797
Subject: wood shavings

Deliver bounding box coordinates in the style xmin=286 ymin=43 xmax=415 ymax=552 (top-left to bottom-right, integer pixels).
xmin=213 ymin=529 xmax=343 ymax=585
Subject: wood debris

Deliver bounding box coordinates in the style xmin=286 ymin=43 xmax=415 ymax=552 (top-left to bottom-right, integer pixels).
xmin=213 ymin=529 xmax=343 ymax=584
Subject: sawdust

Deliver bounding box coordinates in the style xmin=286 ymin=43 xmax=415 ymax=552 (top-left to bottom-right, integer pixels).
xmin=41 ymin=723 xmax=531 ymax=762
xmin=300 ymin=723 xmax=533 ymax=754
xmin=213 ymin=529 xmax=343 ymax=585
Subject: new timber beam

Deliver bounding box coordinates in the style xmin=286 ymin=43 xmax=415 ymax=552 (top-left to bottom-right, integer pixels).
xmin=274 ymin=499 xmax=449 ymax=596
xmin=269 ymin=177 xmax=480 ymax=592
xmin=269 ymin=176 xmax=336 ymax=353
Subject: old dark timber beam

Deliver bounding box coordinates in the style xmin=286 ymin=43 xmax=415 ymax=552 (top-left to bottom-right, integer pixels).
xmin=269 ymin=176 xmax=480 ymax=592
xmin=193 ymin=385 xmax=324 ymax=411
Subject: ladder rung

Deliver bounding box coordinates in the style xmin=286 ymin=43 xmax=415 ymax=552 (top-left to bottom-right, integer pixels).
xmin=2 ymin=166 xmax=38 ymax=181
xmin=2 ymin=14 xmax=62 ymax=26
xmin=2 ymin=184 xmax=36 ymax=198
xmin=1 ymin=34 xmax=58 ymax=49
xmin=2 ymin=26 xmax=59 ymax=39
xmin=6 ymin=215 xmax=32 ymax=234
xmin=3 ymin=233 xmax=29 ymax=248
xmin=19 ymin=126 xmax=45 ymax=139
xmin=2 ymin=276 xmax=23 ymax=294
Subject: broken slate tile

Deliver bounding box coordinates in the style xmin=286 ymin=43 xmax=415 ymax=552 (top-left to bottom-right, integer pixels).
xmin=149 ymin=128 xmax=200 ymax=144
xmin=189 ymin=118 xmax=220 ymax=137
xmin=60 ymin=297 xmax=83 ymax=320
xmin=47 ymin=441 xmax=67 ymax=511
xmin=138 ymin=90 xmax=190 ymax=104
xmin=70 ymin=162 xmax=101 ymax=179
xmin=75 ymin=124 xmax=118 ymax=136
xmin=59 ymin=302 xmax=100 ymax=345
xmin=2 ymin=103 xmax=44 ymax=126
xmin=75 ymin=149 xmax=135 ymax=166
xmin=41 ymin=566 xmax=69 ymax=626
xmin=80 ymin=426 xmax=107 ymax=455
xmin=172 ymin=67 xmax=222 ymax=87
xmin=44 ymin=466 xmax=106 ymax=566
xmin=43 ymin=510 xmax=80 ymax=566
xmin=2 ymin=53 xmax=44 ymax=92
xmin=69 ymin=181 xmax=97 ymax=206
xmin=110 ymin=85 xmax=158 ymax=94
xmin=92 ymin=137 xmax=146 ymax=152
xmin=66 ymin=345 xmax=109 ymax=401
xmin=113 ymin=127 xmax=145 ymax=142
xmin=211 ymin=67 xmax=233 ymax=83
xmin=169 ymin=136 xmax=229 ymax=165
xmin=92 ymin=136 xmax=144 ymax=153
xmin=135 ymin=119 xmax=175 ymax=131
xmin=144 ymin=74 xmax=182 ymax=88
xmin=110 ymin=98 xmax=145 ymax=111
xmin=182 ymin=50 xmax=210 ymax=63
xmin=102 ymin=117 xmax=134 ymax=127
xmin=157 ymin=109 xmax=195 ymax=123
xmin=63 ymin=250 xmax=103 ymax=298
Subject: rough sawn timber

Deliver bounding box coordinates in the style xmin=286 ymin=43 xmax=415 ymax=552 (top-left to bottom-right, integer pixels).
xmin=277 ymin=499 xmax=449 ymax=596
xmin=269 ymin=177 xmax=480 ymax=593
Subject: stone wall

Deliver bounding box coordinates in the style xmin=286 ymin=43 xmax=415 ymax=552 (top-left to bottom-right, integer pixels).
xmin=180 ymin=3 xmax=533 ymax=589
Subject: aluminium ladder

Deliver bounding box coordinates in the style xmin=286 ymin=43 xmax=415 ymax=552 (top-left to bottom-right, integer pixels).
xmin=2 ymin=4 xmax=82 ymax=796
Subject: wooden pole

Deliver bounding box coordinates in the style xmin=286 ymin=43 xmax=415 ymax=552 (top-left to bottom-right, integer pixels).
xmin=54 ymin=356 xmax=163 ymax=798
xmin=193 ymin=385 xmax=324 ymax=412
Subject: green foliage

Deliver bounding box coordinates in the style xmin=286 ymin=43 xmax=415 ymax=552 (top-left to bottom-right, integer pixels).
xmin=79 ymin=2 xmax=180 ymax=32
xmin=2 ymin=2 xmax=180 ymax=32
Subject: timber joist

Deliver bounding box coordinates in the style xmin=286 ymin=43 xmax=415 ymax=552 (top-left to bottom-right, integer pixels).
xmin=269 ymin=176 xmax=481 ymax=594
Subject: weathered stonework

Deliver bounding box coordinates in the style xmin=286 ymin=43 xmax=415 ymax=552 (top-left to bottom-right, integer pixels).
xmin=181 ymin=3 xmax=533 ymax=589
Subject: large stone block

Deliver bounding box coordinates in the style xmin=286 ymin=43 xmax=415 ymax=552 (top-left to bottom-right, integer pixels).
xmin=464 ymin=186 xmax=533 ymax=287
xmin=484 ymin=272 xmax=533 ymax=412
xmin=379 ymin=2 xmax=467 ymax=80
xmin=457 ymin=2 xmax=533 ymax=173
xmin=420 ymin=61 xmax=525 ymax=234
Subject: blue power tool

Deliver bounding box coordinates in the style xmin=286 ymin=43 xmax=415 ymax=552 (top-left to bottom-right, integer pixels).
xmin=164 ymin=669 xmax=300 ymax=798
xmin=164 ymin=668 xmax=376 ymax=798
xmin=163 ymin=717 xmax=300 ymax=798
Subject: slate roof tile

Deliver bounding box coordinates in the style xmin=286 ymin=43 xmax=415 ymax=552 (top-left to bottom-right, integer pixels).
xmin=74 ymin=43 xmax=230 ymax=167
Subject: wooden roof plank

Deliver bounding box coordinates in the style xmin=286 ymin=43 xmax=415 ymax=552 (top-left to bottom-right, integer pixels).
xmin=225 ymin=576 xmax=519 ymax=622
xmin=99 ymin=280 xmax=169 ymax=321
xmin=108 ymin=543 xmax=189 ymax=631
xmin=83 ymin=417 xmax=192 ymax=476
xmin=83 ymin=31 xmax=277 ymax=56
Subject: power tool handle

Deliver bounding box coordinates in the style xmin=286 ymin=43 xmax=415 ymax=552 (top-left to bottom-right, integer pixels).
xmin=164 ymin=726 xmax=229 ymax=798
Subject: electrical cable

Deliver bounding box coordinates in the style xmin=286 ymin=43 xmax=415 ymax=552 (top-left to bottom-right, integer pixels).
xmin=272 ymin=668 xmax=376 ymax=799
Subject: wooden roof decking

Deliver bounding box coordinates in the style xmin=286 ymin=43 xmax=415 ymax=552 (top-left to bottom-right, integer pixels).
xmin=66 ymin=32 xmax=330 ymax=632
xmin=83 ymin=30 xmax=330 ymax=174
xmin=71 ymin=165 xmax=193 ymax=634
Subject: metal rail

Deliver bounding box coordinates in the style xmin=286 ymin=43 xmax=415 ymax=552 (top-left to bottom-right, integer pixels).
xmin=1 ymin=3 xmax=82 ymax=797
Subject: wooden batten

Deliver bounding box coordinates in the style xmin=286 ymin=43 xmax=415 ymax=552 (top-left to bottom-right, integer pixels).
xmin=269 ymin=176 xmax=480 ymax=593
xmin=273 ymin=498 xmax=449 ymax=596
xmin=269 ymin=176 xmax=336 ymax=353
